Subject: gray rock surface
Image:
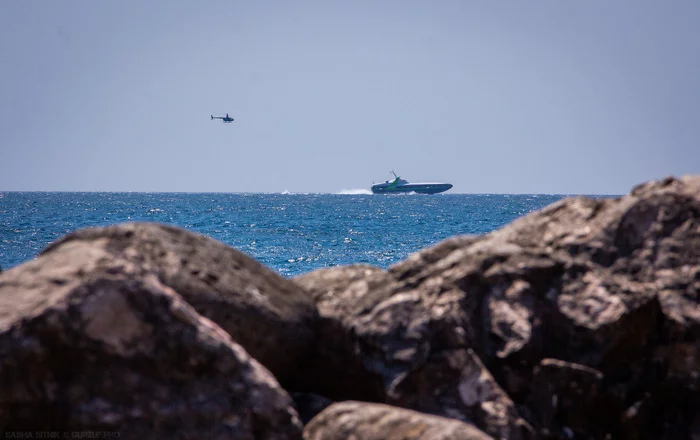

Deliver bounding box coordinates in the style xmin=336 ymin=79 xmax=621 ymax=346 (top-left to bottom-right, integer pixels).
xmin=295 ymin=264 xmax=532 ymax=439
xmin=303 ymin=401 xmax=494 ymax=440
xmin=293 ymin=175 xmax=700 ymax=439
xmin=0 ymin=242 xmax=303 ymax=439
xmin=294 ymin=264 xmax=394 ymax=401
xmin=41 ymin=222 xmax=318 ymax=386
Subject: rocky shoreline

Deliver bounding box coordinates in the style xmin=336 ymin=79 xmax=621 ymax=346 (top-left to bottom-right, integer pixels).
xmin=1 ymin=175 xmax=699 ymax=439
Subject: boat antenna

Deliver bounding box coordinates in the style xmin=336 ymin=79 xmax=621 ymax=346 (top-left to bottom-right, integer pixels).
xmin=391 ymin=170 xmax=398 ymax=179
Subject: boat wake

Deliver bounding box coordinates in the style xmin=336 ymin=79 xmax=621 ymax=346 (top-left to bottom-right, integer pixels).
xmin=338 ymin=189 xmax=373 ymax=195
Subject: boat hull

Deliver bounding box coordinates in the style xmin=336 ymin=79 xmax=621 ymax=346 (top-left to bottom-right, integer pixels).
xmin=371 ymin=183 xmax=453 ymax=194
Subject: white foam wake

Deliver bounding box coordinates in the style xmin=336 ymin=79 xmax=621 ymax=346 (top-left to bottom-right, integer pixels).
xmin=337 ymin=188 xmax=373 ymax=195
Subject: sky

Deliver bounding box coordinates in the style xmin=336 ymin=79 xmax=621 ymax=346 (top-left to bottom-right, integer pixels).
xmin=1 ymin=1 xmax=698 ymax=194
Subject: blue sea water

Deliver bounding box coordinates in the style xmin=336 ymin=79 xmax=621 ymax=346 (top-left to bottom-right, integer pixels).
xmin=0 ymin=192 xmax=607 ymax=277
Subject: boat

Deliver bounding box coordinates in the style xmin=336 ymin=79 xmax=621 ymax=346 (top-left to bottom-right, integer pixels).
xmin=371 ymin=171 xmax=453 ymax=194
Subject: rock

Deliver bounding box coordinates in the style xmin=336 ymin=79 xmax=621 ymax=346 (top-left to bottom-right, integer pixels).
xmin=526 ymin=359 xmax=607 ymax=439
xmin=295 ymin=264 xmax=386 ymax=303
xmin=293 ymin=175 xmax=700 ymax=439
xmin=303 ymin=401 xmax=494 ymax=440
xmin=391 ymin=348 xmax=532 ymax=440
xmin=0 ymin=243 xmax=303 ymax=439
xmin=41 ymin=222 xmax=317 ymax=387
xmin=290 ymin=393 xmax=334 ymax=425
xmin=295 ymin=263 xmax=532 ymax=439
xmin=619 ymin=388 xmax=700 ymax=440
xmin=294 ymin=265 xmax=394 ymax=401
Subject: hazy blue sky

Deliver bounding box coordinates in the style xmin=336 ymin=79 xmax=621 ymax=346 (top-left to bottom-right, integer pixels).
xmin=1 ymin=1 xmax=698 ymax=194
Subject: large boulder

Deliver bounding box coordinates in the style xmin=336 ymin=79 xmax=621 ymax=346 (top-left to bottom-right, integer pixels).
xmin=40 ymin=222 xmax=317 ymax=387
xmin=0 ymin=242 xmax=303 ymax=439
xmin=295 ymin=265 xmax=532 ymax=440
xmin=294 ymin=175 xmax=700 ymax=439
xmin=294 ymin=265 xmax=394 ymax=401
xmin=303 ymin=401 xmax=494 ymax=440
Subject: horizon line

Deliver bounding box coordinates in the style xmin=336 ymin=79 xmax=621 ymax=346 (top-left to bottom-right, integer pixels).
xmin=0 ymin=190 xmax=623 ymax=197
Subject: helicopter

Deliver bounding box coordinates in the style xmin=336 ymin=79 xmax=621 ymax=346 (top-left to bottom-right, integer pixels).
xmin=211 ymin=113 xmax=234 ymax=123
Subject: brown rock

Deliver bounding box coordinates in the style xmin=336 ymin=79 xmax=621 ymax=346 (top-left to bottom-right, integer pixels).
xmin=294 ymin=265 xmax=394 ymax=401
xmin=303 ymin=401 xmax=494 ymax=440
xmin=290 ymin=392 xmax=334 ymax=425
xmin=390 ymin=348 xmax=532 ymax=440
xmin=41 ymin=222 xmax=317 ymax=386
xmin=0 ymin=243 xmax=302 ymax=439
xmin=295 ymin=263 xmax=386 ymax=303
xmin=296 ymin=265 xmax=532 ymax=439
xmin=526 ymin=359 xmax=607 ymax=439
xmin=293 ymin=175 xmax=700 ymax=439
xmin=619 ymin=389 xmax=700 ymax=440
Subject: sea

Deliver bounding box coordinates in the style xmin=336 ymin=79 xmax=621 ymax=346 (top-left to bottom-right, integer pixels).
xmin=0 ymin=191 xmax=613 ymax=277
